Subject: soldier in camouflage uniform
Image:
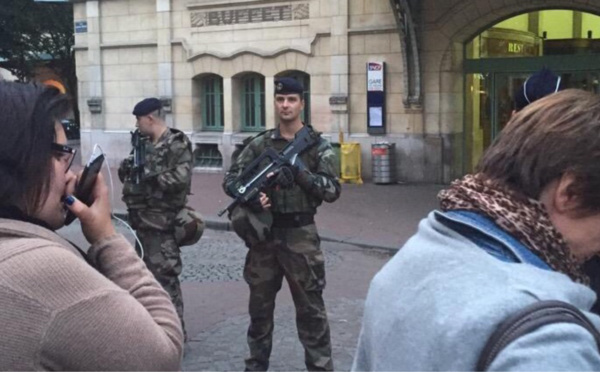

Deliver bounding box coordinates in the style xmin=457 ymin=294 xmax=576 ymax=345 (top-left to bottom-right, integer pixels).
xmin=223 ymin=78 xmax=341 ymax=371
xmin=118 ymin=98 xmax=193 ymax=338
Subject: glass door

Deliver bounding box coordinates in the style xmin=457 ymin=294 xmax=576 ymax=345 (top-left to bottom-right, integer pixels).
xmin=494 ymin=73 xmax=529 ymax=133
xmin=464 ymin=72 xmax=528 ymax=173
xmin=561 ymin=71 xmax=600 ymax=93
xmin=464 ymin=69 xmax=600 ymax=173
xmin=465 ymin=72 xmax=491 ymax=173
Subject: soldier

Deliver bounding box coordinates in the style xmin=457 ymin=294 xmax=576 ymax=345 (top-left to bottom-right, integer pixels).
xmin=223 ymin=78 xmax=341 ymax=371
xmin=118 ymin=97 xmax=195 ymax=339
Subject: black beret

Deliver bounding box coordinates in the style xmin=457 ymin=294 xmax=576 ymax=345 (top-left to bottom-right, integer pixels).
xmin=514 ymin=68 xmax=563 ymax=111
xmin=275 ymin=77 xmax=304 ymax=95
xmin=132 ymin=97 xmax=162 ymax=116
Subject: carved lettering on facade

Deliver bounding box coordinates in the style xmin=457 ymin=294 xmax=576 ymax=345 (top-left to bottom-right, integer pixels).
xmin=191 ymin=3 xmax=309 ymax=28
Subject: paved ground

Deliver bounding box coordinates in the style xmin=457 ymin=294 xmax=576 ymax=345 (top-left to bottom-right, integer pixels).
xmin=58 ymin=223 xmax=393 ymax=371
xmin=179 ymin=230 xmax=392 ymax=371
xmin=58 ymin=166 xmax=445 ymax=371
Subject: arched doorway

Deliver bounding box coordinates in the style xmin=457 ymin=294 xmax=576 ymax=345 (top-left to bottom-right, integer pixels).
xmin=463 ymin=9 xmax=600 ymax=172
xmin=419 ymin=1 xmax=600 ymax=182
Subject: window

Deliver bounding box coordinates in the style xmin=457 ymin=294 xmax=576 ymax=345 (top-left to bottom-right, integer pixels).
xmin=201 ymin=75 xmax=224 ymax=131
xmin=241 ymin=74 xmax=265 ymax=131
xmin=194 ymin=144 xmax=222 ymax=168
xmin=277 ymin=71 xmax=310 ymax=124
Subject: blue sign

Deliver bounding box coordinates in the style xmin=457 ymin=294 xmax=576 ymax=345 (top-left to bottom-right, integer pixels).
xmin=367 ymin=62 xmax=386 ymax=135
xmin=75 ymin=21 xmax=88 ymax=33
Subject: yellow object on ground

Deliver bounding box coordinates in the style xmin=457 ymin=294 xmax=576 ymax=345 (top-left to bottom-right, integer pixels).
xmin=340 ymin=142 xmax=363 ymax=184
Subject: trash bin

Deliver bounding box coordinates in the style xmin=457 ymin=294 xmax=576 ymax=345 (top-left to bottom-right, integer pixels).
xmin=371 ymin=143 xmax=396 ymax=184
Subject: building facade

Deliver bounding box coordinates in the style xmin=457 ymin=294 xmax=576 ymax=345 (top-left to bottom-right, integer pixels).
xmin=72 ymin=0 xmax=600 ymax=183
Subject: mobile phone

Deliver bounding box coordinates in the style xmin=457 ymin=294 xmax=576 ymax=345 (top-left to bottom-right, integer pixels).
xmin=64 ymin=151 xmax=105 ymax=225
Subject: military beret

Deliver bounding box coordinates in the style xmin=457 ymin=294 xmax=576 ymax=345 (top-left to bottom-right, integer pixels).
xmin=132 ymin=97 xmax=162 ymax=116
xmin=514 ymin=68 xmax=563 ymax=111
xmin=275 ymin=77 xmax=304 ymax=95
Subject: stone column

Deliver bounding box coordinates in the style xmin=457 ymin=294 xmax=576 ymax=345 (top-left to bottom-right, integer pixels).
xmin=329 ymin=0 xmax=350 ymax=140
xmin=265 ymin=76 xmax=275 ymax=129
xmin=221 ymin=77 xmax=234 ymax=170
xmin=156 ymin=0 xmax=174 ymax=126
xmin=82 ymin=0 xmax=104 ymax=162
xmin=223 ymin=77 xmax=234 ymax=134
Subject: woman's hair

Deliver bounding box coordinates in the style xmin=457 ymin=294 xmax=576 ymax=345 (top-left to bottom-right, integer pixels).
xmin=0 ymin=82 xmax=70 ymax=213
xmin=479 ymin=89 xmax=600 ymax=213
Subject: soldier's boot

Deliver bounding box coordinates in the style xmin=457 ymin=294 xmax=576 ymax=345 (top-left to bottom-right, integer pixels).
xmin=244 ymin=355 xmax=269 ymax=371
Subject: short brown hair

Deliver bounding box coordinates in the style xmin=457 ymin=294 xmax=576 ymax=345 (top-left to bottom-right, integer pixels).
xmin=479 ymin=89 xmax=600 ymax=212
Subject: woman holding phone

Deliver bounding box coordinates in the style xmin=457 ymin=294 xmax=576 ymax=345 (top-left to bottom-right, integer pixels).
xmin=0 ymin=81 xmax=183 ymax=370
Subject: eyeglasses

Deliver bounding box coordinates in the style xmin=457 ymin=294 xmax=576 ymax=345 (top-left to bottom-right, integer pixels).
xmin=51 ymin=143 xmax=77 ymax=173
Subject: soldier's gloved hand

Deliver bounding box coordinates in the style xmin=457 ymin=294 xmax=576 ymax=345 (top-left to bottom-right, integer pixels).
xmin=295 ymin=168 xmax=317 ymax=192
xmin=120 ymin=156 xmax=133 ymax=171
xmin=118 ymin=156 xmax=134 ymax=183
xmin=274 ymin=165 xmax=298 ymax=189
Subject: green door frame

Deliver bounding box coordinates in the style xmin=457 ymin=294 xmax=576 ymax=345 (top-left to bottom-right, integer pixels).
xmin=464 ymin=54 xmax=600 ymax=74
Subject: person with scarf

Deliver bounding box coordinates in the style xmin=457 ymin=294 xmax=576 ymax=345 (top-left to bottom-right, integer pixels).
xmin=352 ymin=89 xmax=600 ymax=371
xmin=0 ymin=81 xmax=183 ymax=370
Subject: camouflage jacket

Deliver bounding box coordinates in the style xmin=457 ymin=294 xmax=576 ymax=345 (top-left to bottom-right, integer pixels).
xmin=223 ymin=124 xmax=341 ymax=215
xmin=119 ymin=128 xmax=193 ymax=214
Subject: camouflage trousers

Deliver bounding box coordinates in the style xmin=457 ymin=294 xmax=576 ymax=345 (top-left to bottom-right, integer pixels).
xmin=243 ymin=223 xmax=333 ymax=371
xmin=136 ymin=228 xmax=186 ymax=338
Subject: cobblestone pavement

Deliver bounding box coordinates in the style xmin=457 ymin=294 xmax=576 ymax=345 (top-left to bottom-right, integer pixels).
xmin=57 ymin=223 xmax=393 ymax=372
xmin=179 ymin=230 xmax=342 ymax=283
xmin=178 ymin=228 xmax=383 ymax=372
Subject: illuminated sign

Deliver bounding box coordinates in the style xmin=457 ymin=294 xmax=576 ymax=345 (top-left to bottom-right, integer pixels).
xmin=367 ymin=62 xmax=384 ymax=92
xmin=507 ymin=42 xmax=524 ymax=54
xmin=481 ymin=35 xmax=540 ymax=58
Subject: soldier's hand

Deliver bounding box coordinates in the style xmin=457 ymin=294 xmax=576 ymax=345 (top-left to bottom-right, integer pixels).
xmin=273 ymin=165 xmax=297 ymax=189
xmin=259 ymin=192 xmax=271 ymax=210
xmin=247 ymin=192 xmax=270 ymax=212
xmin=120 ymin=155 xmax=133 ymax=170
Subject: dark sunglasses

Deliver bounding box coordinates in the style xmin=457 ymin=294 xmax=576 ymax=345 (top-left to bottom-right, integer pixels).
xmin=51 ymin=143 xmax=77 ymax=173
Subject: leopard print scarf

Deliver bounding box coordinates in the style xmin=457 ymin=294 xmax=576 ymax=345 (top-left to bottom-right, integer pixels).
xmin=438 ymin=173 xmax=588 ymax=284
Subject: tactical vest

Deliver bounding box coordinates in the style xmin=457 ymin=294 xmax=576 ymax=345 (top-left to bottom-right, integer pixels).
xmin=122 ymin=128 xmax=191 ymax=212
xmin=254 ymin=127 xmax=322 ymax=215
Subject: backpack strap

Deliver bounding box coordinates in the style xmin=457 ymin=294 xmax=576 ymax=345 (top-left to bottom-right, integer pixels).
xmin=477 ymin=300 xmax=600 ymax=371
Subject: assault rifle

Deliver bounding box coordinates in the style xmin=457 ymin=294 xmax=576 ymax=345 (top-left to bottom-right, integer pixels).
xmin=130 ymin=129 xmax=148 ymax=185
xmin=218 ymin=126 xmax=317 ymax=217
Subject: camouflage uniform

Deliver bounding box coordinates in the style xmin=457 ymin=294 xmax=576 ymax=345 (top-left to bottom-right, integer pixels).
xmin=118 ymin=128 xmax=193 ymax=336
xmin=223 ymin=125 xmax=341 ymax=371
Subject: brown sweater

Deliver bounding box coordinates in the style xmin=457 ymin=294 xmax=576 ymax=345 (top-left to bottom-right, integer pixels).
xmin=0 ymin=219 xmax=183 ymax=370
